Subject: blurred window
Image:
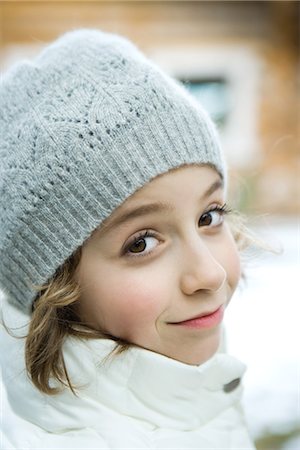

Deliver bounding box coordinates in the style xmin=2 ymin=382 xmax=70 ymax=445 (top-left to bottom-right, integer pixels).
xmin=181 ymin=78 xmax=230 ymax=128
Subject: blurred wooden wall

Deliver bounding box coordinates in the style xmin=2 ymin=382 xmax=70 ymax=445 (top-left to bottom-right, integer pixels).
xmin=1 ymin=1 xmax=299 ymax=214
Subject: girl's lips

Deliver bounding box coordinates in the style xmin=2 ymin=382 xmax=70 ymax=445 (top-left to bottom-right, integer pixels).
xmin=169 ymin=305 xmax=224 ymax=329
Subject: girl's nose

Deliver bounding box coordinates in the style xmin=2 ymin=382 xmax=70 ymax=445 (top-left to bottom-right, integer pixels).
xmin=179 ymin=239 xmax=227 ymax=295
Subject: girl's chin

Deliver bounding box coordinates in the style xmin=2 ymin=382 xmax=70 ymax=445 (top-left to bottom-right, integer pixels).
xmin=164 ymin=331 xmax=222 ymax=366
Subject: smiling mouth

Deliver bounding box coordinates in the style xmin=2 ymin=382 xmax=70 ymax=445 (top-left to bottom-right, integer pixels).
xmin=168 ymin=305 xmax=224 ymax=329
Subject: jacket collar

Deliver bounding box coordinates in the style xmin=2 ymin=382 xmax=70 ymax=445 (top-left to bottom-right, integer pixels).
xmin=60 ymin=337 xmax=246 ymax=430
xmin=1 ymin=299 xmax=246 ymax=432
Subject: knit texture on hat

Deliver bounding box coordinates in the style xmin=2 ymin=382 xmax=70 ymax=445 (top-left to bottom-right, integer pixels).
xmin=0 ymin=29 xmax=225 ymax=312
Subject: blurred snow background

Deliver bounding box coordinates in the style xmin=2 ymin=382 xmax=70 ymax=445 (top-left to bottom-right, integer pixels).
xmin=225 ymin=216 xmax=300 ymax=449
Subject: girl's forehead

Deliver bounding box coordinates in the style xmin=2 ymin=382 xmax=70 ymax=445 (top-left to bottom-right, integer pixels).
xmin=130 ymin=164 xmax=222 ymax=201
xmin=97 ymin=165 xmax=223 ymax=234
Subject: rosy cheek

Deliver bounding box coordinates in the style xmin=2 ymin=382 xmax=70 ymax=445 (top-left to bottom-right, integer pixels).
xmin=225 ymin=245 xmax=241 ymax=292
xmin=221 ymin=227 xmax=241 ymax=290
xmin=103 ymin=276 xmax=163 ymax=340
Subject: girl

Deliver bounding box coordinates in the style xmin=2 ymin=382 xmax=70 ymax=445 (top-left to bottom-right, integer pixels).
xmin=0 ymin=29 xmax=255 ymax=449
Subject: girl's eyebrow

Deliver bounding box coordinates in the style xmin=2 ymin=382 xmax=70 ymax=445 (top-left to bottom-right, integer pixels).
xmin=99 ymin=177 xmax=223 ymax=235
xmin=99 ymin=202 xmax=173 ymax=235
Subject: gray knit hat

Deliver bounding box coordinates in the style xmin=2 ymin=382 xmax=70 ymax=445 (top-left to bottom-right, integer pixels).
xmin=0 ymin=29 xmax=225 ymax=312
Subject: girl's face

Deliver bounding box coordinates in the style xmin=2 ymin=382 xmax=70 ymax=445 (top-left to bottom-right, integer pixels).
xmin=75 ymin=165 xmax=241 ymax=365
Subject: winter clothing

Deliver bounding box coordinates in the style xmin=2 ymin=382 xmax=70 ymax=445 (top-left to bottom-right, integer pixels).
xmin=0 ymin=29 xmax=225 ymax=312
xmin=1 ymin=302 xmax=255 ymax=450
xmin=0 ymin=28 xmax=255 ymax=450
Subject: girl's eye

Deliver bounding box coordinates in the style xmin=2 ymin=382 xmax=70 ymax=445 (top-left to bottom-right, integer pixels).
xmin=124 ymin=231 xmax=159 ymax=257
xmin=198 ymin=204 xmax=231 ymax=228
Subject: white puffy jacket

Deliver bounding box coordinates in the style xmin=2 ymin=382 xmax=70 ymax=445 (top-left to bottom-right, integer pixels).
xmin=1 ymin=301 xmax=255 ymax=450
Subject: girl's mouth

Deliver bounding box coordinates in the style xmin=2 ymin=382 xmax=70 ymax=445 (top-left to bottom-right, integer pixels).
xmin=168 ymin=305 xmax=224 ymax=329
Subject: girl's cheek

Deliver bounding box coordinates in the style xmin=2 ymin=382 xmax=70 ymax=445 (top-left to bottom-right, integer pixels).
xmin=102 ymin=275 xmax=167 ymax=339
xmin=220 ymin=225 xmax=242 ymax=289
xmin=225 ymin=241 xmax=241 ymax=292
